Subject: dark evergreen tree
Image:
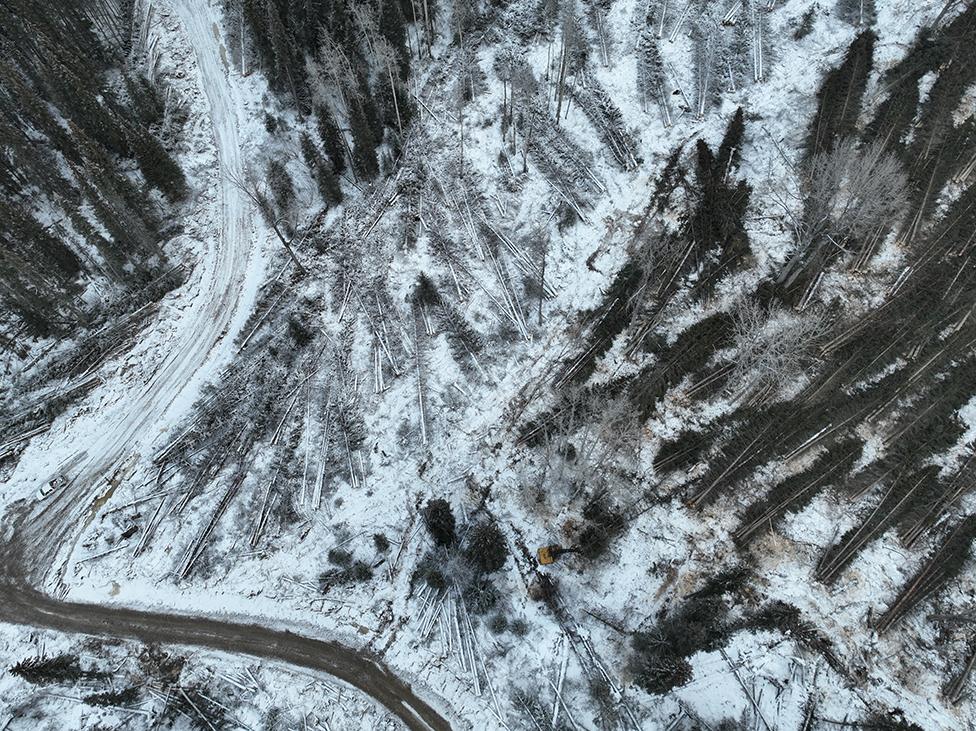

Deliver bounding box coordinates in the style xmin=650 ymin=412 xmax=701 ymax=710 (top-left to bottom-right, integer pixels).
xmin=3 ymin=202 xmax=83 ymax=281
xmin=806 ymin=30 xmax=875 ymax=158
xmin=10 ymin=654 xmax=93 ymax=685
xmin=422 ymin=498 xmax=456 ymax=546
xmin=123 ymin=73 xmax=165 ymax=126
xmin=84 ymin=687 xmax=141 ymax=707
xmin=348 ymin=97 xmax=381 ymax=180
xmin=356 ymin=72 xmax=384 ymax=142
xmin=126 ymin=125 xmax=189 ymax=202
xmin=242 ymin=0 xmax=275 ymax=69
xmin=300 ymin=132 xmax=343 ymax=207
xmin=265 ymin=0 xmax=305 ymax=111
xmin=378 ymin=73 xmax=415 ymax=132
xmin=379 ymin=0 xmax=410 ymax=77
xmin=315 ymin=105 xmax=347 ymax=176
xmin=266 ymin=158 xmax=296 ymax=213
xmin=716 ymin=107 xmax=745 ymax=174
xmin=462 ymin=520 xmax=509 ymax=574
xmin=0 ymin=249 xmax=61 ymax=335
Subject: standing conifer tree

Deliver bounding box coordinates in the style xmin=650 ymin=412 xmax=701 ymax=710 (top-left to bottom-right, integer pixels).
xmin=315 ymin=105 xmax=347 ymax=176
xmin=806 ymin=30 xmax=875 ymax=159
xmin=379 ymin=0 xmax=410 ymax=77
xmin=349 ymin=98 xmax=380 ymax=180
xmin=266 ymin=1 xmax=305 ymax=112
xmin=126 ymin=125 xmax=189 ymax=202
xmin=300 ymin=132 xmax=343 ymax=207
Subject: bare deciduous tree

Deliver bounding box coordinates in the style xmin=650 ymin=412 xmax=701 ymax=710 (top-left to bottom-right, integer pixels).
xmin=229 ymin=169 xmax=308 ymax=276
xmin=309 ymin=33 xmax=358 ymax=109
xmin=730 ymin=301 xmax=829 ymax=404
xmin=777 ymin=137 xmax=909 ymax=286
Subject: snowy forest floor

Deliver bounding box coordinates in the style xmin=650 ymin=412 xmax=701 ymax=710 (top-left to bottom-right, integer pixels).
xmin=3 ymin=0 xmax=976 ymax=730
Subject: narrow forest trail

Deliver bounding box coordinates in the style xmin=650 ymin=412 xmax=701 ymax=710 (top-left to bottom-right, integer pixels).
xmin=0 ymin=2 xmax=454 ymax=729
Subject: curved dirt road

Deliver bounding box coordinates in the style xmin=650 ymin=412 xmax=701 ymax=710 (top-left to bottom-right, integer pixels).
xmin=0 ymin=2 xmax=453 ymax=729
xmin=0 ymin=555 xmax=450 ymax=731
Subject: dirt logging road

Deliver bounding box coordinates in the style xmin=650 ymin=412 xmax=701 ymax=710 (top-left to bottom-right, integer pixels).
xmin=0 ymin=560 xmax=451 ymax=731
xmin=0 ymin=1 xmax=453 ymax=729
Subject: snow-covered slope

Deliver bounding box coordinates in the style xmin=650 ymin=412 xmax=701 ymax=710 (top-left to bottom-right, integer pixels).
xmin=5 ymin=0 xmax=976 ymax=729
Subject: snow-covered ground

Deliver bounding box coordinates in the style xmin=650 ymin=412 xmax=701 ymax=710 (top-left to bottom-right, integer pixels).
xmin=3 ymin=0 xmax=973 ymax=729
xmin=2 ymin=0 xmax=269 ymax=578
xmin=0 ymin=622 xmax=400 ymax=730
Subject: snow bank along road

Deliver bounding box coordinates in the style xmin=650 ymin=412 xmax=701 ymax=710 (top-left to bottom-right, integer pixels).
xmin=0 ymin=2 xmax=452 ymax=729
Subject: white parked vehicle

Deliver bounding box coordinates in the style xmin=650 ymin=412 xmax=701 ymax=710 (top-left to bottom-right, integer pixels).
xmin=36 ymin=475 xmax=67 ymax=501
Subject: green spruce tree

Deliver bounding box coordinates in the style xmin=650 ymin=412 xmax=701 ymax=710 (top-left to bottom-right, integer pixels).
xmin=315 ymin=105 xmax=347 ymax=176
xmin=348 ymin=98 xmax=380 ymax=180
xmin=300 ymin=132 xmax=343 ymax=207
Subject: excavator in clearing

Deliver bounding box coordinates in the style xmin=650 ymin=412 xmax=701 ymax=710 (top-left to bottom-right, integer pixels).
xmin=536 ymin=544 xmax=579 ymax=565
